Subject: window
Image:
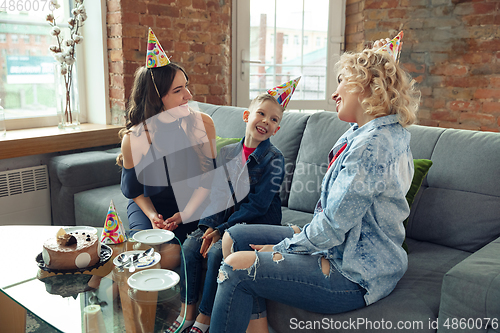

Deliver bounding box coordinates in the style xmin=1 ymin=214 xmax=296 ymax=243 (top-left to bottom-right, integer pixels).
xmin=0 ymin=7 xmax=59 ymax=126
xmin=35 ymin=35 xmax=41 ymax=44
xmin=234 ymin=0 xmax=346 ymax=111
xmin=0 ymin=33 xmax=5 ymax=43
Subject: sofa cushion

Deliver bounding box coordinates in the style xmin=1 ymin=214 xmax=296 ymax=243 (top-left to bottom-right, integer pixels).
xmin=403 ymin=159 xmax=433 ymax=252
xmin=270 ymin=112 xmax=311 ymax=206
xmin=215 ymin=136 xmax=241 ymax=155
xmin=438 ymin=236 xmax=500 ymax=333
xmin=267 ymin=238 xmax=470 ymax=333
xmin=288 ymin=111 xmax=350 ymax=213
xmin=281 ymin=207 xmax=313 ymax=228
xmin=407 ymin=128 xmax=500 ymax=252
xmin=49 ymin=148 xmax=122 ymax=226
xmin=74 ymin=184 xmax=129 ymax=229
xmin=406 ymin=159 xmax=433 ymax=209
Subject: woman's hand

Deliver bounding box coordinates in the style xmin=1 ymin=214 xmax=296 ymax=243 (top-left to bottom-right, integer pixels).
xmin=150 ymin=213 xmax=165 ymax=230
xmin=164 ymin=212 xmax=183 ymax=231
xmin=250 ymin=244 xmax=275 ymax=252
xmin=200 ymin=228 xmax=221 ymax=258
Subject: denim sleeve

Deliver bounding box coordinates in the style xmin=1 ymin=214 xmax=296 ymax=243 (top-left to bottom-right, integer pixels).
xmin=216 ymin=153 xmax=285 ymax=235
xmin=273 ymin=141 xmax=384 ymax=254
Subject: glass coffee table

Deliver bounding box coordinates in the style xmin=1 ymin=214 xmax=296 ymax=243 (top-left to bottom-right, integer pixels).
xmin=0 ymin=225 xmax=187 ymax=333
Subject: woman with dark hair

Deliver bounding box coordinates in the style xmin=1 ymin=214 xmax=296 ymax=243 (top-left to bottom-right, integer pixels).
xmin=117 ymin=29 xmax=216 ymax=269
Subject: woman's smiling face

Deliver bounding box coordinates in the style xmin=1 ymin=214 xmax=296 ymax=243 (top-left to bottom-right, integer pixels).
xmin=161 ymin=70 xmax=192 ymax=112
xmin=332 ymin=71 xmax=374 ymax=127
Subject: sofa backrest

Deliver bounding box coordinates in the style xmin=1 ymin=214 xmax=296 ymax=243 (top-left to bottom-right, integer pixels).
xmin=199 ymin=102 xmax=500 ymax=253
xmin=407 ymin=125 xmax=500 ymax=252
xmin=287 ymin=111 xmax=350 ymax=212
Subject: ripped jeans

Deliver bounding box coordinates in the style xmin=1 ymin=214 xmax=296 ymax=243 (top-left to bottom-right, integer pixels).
xmin=211 ymin=224 xmax=366 ymax=333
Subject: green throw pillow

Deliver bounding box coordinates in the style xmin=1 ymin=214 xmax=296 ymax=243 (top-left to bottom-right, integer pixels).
xmin=402 ymin=159 xmax=433 ymax=253
xmin=216 ymin=136 xmax=241 ymax=156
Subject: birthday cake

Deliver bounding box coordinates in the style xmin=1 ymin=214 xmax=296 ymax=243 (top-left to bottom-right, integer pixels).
xmin=42 ymin=229 xmax=101 ymax=270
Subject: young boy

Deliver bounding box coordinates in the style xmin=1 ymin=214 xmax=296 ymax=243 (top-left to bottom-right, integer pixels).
xmin=166 ymin=78 xmax=300 ymax=333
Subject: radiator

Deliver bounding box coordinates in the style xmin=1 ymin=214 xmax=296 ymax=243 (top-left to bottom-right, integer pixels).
xmin=0 ymin=165 xmax=52 ymax=225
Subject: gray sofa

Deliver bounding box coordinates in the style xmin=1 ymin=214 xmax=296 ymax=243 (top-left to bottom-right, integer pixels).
xmin=49 ymin=102 xmax=500 ymax=333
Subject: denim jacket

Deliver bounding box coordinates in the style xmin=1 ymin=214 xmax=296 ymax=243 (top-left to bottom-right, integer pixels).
xmin=199 ymin=137 xmax=285 ymax=234
xmin=274 ymin=115 xmax=413 ymax=306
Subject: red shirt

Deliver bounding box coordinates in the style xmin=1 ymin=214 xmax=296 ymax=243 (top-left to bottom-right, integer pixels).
xmin=328 ymin=143 xmax=347 ymax=169
xmin=242 ymin=143 xmax=256 ymax=164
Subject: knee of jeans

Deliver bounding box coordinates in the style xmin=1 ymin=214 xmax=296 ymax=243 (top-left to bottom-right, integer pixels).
xmin=221 ymin=230 xmax=234 ymax=258
xmin=217 ymin=251 xmax=259 ymax=283
xmin=206 ymin=241 xmax=223 ymax=264
xmin=186 ymin=228 xmax=204 ymax=242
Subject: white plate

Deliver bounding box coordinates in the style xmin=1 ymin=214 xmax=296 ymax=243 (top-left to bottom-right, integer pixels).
xmin=127 ymin=269 xmax=180 ymax=291
xmin=133 ymin=229 xmax=175 ymax=245
xmin=64 ymin=226 xmax=98 ymax=235
xmin=113 ymin=250 xmax=161 ymax=269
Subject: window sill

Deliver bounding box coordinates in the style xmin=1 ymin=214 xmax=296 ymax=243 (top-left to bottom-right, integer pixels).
xmin=0 ymin=123 xmax=124 ymax=160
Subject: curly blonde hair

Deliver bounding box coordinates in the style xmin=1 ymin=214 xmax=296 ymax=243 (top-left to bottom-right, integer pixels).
xmin=336 ymin=49 xmax=420 ymax=127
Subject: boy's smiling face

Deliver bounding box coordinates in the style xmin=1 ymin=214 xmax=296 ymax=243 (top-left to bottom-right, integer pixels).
xmin=243 ymin=99 xmax=283 ymax=148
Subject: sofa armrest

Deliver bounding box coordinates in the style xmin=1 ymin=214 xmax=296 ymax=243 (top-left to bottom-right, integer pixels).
xmin=49 ymin=148 xmax=122 ymax=226
xmin=438 ymin=236 xmax=500 ymax=333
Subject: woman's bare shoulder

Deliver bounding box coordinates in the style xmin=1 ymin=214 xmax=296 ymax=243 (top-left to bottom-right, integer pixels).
xmin=199 ymin=112 xmax=215 ymax=137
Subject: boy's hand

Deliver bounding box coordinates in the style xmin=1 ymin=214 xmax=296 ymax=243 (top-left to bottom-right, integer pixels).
xmin=250 ymin=244 xmax=274 ymax=252
xmin=200 ymin=228 xmax=221 ymax=258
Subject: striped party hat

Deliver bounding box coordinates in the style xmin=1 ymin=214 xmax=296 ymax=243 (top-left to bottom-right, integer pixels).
xmin=267 ymin=76 xmax=301 ymax=109
xmin=375 ymin=31 xmax=403 ymax=62
xmin=146 ymin=28 xmax=170 ymax=68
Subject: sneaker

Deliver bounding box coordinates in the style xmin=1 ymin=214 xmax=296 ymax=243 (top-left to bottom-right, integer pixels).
xmin=189 ymin=326 xmax=209 ymax=333
xmin=165 ymin=320 xmax=193 ymax=333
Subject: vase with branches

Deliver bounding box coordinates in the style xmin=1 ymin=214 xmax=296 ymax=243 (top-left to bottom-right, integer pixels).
xmin=47 ymin=0 xmax=87 ymax=128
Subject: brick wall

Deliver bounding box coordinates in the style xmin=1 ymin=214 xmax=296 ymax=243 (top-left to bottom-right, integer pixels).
xmin=345 ymin=0 xmax=500 ymax=132
xmin=107 ymin=0 xmax=232 ymax=125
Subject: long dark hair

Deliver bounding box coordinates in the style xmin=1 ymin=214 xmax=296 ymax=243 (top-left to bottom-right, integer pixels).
xmin=124 ymin=63 xmax=189 ymax=130
xmin=117 ymin=63 xmax=209 ymax=169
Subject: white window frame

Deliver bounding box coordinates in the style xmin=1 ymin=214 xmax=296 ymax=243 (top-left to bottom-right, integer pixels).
xmin=2 ymin=0 xmax=110 ymax=130
xmin=232 ymin=0 xmax=346 ymax=111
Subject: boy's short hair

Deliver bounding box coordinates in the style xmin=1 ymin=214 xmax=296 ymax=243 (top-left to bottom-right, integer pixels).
xmin=336 ymin=49 xmax=420 ymax=127
xmin=249 ymin=93 xmax=285 ymax=114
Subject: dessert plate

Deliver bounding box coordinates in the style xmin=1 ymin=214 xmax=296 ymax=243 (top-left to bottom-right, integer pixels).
xmin=36 ymin=244 xmax=112 ymax=274
xmin=133 ymin=229 xmax=175 ymax=245
xmin=113 ymin=250 xmax=161 ymax=270
xmin=127 ymin=269 xmax=180 ymax=291
xmin=64 ymin=226 xmax=98 ymax=235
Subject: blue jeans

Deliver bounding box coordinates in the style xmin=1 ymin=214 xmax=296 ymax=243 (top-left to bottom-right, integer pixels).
xmin=211 ymin=224 xmax=367 ymax=333
xmin=180 ymin=228 xmax=223 ymax=316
